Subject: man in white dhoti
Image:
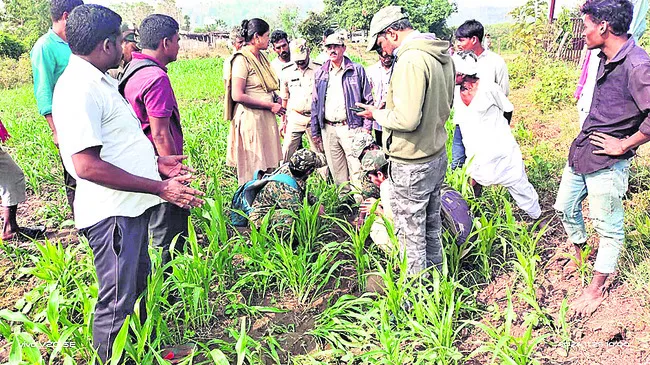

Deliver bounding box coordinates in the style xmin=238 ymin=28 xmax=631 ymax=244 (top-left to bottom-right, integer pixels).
xmin=452 ymin=51 xmax=541 ymax=219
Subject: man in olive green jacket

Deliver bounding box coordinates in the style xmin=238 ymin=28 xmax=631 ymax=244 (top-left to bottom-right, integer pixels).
xmin=357 ymin=6 xmax=454 ymax=275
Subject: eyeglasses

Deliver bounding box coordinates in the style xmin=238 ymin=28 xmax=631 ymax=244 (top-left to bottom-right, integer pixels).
xmin=295 ymin=60 xmax=307 ymax=66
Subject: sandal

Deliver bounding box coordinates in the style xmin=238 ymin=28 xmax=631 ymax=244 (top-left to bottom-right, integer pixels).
xmin=14 ymin=226 xmax=46 ymax=241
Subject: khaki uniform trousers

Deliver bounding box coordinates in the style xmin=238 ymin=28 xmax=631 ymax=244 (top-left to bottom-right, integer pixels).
xmin=322 ymin=122 xmax=362 ymax=198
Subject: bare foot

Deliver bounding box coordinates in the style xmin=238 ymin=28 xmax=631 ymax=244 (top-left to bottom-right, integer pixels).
xmin=562 ymin=243 xmax=584 ymax=279
xmin=570 ymin=285 xmax=606 ymax=318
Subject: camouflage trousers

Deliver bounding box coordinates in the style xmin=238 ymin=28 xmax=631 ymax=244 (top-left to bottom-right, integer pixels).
xmin=388 ymin=153 xmax=447 ymax=275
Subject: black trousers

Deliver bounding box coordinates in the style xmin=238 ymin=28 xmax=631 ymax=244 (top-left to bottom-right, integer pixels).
xmin=148 ymin=202 xmax=190 ymax=272
xmin=374 ymin=129 xmax=383 ymax=147
xmin=81 ymin=205 xmax=155 ymax=364
xmin=59 ymin=154 xmax=76 ymax=217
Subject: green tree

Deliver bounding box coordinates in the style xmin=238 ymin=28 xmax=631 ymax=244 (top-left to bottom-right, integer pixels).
xmin=324 ymin=0 xmax=456 ymax=36
xmin=183 ymin=14 xmax=191 ymax=32
xmin=194 ymin=20 xmax=227 ymax=33
xmin=111 ymin=1 xmax=154 ymax=28
xmin=1 ymin=0 xmax=50 ymax=49
xmin=275 ymin=5 xmax=300 ymax=39
xmin=155 ymin=0 xmax=184 ymax=25
xmin=297 ymin=11 xmax=331 ymax=49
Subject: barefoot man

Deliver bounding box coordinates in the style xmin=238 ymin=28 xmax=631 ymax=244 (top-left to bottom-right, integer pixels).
xmin=554 ymin=0 xmax=650 ymax=317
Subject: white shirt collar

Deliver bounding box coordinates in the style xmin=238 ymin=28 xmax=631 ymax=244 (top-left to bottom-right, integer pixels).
xmin=68 ymin=55 xmax=115 ymax=85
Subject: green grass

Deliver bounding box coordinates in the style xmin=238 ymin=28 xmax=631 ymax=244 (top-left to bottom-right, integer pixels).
xmin=1 ymin=55 xmax=649 ymax=364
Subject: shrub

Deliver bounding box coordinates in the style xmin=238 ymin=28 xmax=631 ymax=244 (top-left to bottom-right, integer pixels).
xmin=0 ymin=54 xmax=33 ymax=89
xmin=531 ymin=58 xmax=579 ymax=112
xmin=0 ymin=32 xmax=25 ymax=60
xmin=508 ymin=54 xmax=538 ymax=90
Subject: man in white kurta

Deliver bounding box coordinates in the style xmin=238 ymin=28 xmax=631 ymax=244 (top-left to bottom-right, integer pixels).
xmin=452 ymin=52 xmax=541 ymax=219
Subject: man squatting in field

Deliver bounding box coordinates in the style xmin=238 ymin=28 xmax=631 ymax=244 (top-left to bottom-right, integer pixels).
xmin=554 ymin=0 xmax=650 ymax=318
xmin=357 ymin=6 xmax=455 ymax=274
xmin=249 ymin=149 xmax=327 ymax=230
xmin=451 ymin=19 xmax=512 ymax=170
xmin=30 ymin=0 xmax=84 ymax=216
xmin=51 ymin=5 xmax=204 ymax=362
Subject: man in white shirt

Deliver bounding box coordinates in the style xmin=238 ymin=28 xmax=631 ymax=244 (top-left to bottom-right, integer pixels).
xmin=52 ymin=5 xmax=204 ymax=363
xmin=366 ymin=50 xmax=394 ymax=146
xmin=453 ymin=19 xmax=512 ymax=169
xmin=270 ymin=29 xmax=291 ymax=79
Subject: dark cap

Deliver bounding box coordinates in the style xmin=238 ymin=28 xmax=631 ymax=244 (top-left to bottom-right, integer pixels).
xmin=289 ymin=149 xmax=327 ymax=174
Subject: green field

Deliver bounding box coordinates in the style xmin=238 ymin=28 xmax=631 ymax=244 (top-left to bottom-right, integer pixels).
xmin=0 ymin=56 xmax=649 ymax=364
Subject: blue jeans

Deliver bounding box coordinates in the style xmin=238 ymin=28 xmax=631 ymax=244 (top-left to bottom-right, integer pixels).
xmin=451 ymin=125 xmax=466 ymax=169
xmin=553 ymin=160 xmax=630 ymax=273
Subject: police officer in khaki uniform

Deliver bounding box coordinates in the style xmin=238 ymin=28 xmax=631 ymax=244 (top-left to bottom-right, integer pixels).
xmin=279 ymin=39 xmax=323 ymax=163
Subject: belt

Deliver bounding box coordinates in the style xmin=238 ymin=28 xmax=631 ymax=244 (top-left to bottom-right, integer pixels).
xmin=294 ymin=110 xmax=311 ymax=117
xmin=324 ymin=119 xmax=347 ymax=126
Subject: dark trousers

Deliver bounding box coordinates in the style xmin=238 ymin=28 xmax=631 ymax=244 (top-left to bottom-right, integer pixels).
xmin=375 ymin=129 xmax=383 ymax=148
xmin=149 ymin=202 xmax=190 ymax=273
xmin=59 ymin=155 xmax=76 ymax=217
xmin=81 ymin=206 xmax=155 ymax=364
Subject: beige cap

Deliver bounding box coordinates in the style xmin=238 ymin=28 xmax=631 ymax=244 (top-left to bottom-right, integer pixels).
xmin=290 ymin=38 xmax=309 ymax=61
xmin=366 ymin=6 xmax=409 ymax=51
xmin=324 ymin=33 xmax=345 ymax=47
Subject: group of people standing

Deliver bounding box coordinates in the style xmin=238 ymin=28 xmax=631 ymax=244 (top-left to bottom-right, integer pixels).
xmin=1 ymin=0 xmax=650 ymax=362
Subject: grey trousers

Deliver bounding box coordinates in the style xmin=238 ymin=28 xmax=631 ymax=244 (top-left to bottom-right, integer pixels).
xmin=0 ymin=147 xmax=26 ymax=206
xmin=81 ymin=205 xmax=157 ymax=364
xmin=389 ymin=153 xmax=447 ymax=275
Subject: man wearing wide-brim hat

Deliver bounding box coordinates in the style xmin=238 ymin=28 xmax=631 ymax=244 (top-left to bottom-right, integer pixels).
xmin=355 ymin=6 xmax=455 ymax=275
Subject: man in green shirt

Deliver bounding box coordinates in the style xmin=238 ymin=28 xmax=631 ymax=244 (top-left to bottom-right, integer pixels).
xmin=30 ymin=0 xmax=84 ymax=215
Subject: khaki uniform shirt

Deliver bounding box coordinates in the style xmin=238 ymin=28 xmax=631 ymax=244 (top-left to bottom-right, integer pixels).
xmin=324 ymin=62 xmax=347 ymax=122
xmin=281 ymin=60 xmax=320 ymax=127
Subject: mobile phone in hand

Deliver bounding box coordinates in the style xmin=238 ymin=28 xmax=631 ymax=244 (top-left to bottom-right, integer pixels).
xmin=350 ymin=106 xmax=365 ymax=113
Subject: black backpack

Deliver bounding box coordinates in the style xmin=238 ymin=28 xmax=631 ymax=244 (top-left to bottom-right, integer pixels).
xmin=117 ymin=58 xmax=161 ymax=96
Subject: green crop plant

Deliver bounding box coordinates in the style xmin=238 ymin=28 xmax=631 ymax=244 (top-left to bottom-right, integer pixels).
xmin=309 ymin=294 xmax=377 ymax=350
xmin=467 ymin=288 xmax=548 ymax=365
xmin=166 ymin=222 xmax=223 ymax=330
xmin=403 ymin=272 xmax=466 ymax=364
xmin=332 ymin=200 xmax=379 ymax=291
xmin=289 ymin=196 xmax=330 ymax=249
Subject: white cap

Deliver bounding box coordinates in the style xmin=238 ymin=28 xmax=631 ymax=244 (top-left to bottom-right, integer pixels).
xmin=452 ymin=52 xmax=478 ymax=76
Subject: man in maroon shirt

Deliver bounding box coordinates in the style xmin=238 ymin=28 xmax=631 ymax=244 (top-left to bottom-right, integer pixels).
xmin=120 ymin=14 xmax=187 ymax=269
xmin=554 ymin=0 xmax=650 ymax=318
